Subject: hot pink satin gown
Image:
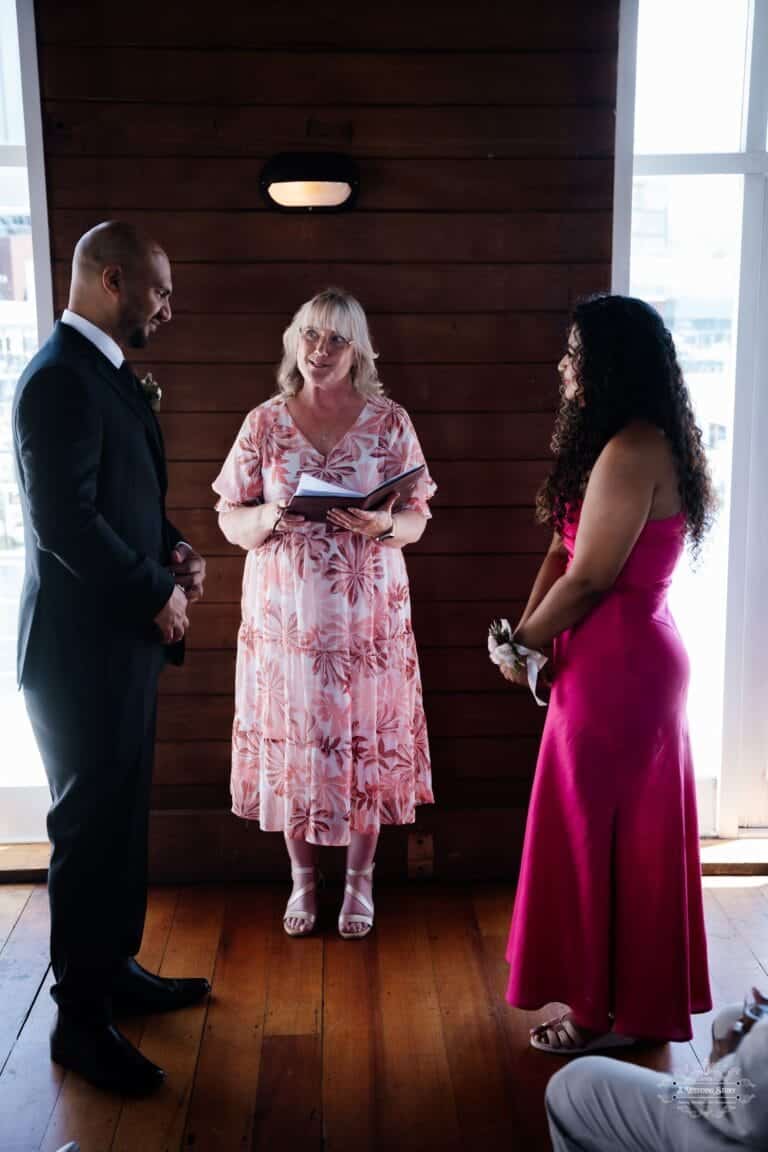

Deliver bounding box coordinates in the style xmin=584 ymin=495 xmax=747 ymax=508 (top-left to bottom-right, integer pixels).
xmin=506 ymin=510 xmax=712 ymax=1041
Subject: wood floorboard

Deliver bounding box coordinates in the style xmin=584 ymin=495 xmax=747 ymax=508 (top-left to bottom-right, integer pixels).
xmin=0 ymin=879 xmax=765 ymax=1151
xmin=474 ymin=928 xmax=558 ymax=1150
xmin=471 ymin=881 xmax=562 ymax=1143
xmin=0 ymin=887 xmax=33 ymax=953
xmin=472 ymin=883 xmax=515 ymax=940
xmin=182 ymin=885 xmax=275 ymax=1152
xmin=110 ymin=887 xmax=224 ymax=1152
xmin=252 ymin=1033 xmax=323 ymax=1152
xmin=322 ymin=933 xmax=377 ymax=1152
xmin=39 ymin=887 xmax=180 ymax=1152
xmin=262 ymin=897 xmax=323 ymax=1038
xmin=0 ymin=889 xmax=51 ymax=1074
xmin=374 ymin=888 xmax=462 ymax=1152
xmin=425 ymin=888 xmax=518 ymax=1151
xmin=710 ymin=879 xmax=768 ymax=973
xmin=0 ymin=970 xmax=61 ymax=1152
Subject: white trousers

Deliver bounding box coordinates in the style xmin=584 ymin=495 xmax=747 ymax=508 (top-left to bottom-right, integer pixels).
xmin=546 ymin=1057 xmax=742 ymax=1152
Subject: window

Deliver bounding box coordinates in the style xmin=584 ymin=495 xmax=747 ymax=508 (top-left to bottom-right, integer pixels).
xmin=0 ymin=0 xmax=53 ymax=842
xmin=615 ymin=0 xmax=768 ymax=835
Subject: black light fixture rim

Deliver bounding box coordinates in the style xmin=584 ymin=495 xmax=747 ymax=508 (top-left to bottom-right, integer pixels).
xmin=259 ymin=152 xmax=360 ymax=212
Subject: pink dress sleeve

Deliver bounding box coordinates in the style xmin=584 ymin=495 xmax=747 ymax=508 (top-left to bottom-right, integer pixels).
xmin=394 ymin=406 xmax=437 ymax=518
xmin=211 ymin=408 xmax=264 ymax=512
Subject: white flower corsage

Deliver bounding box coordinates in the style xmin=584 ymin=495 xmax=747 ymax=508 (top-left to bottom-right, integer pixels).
xmin=488 ymin=618 xmax=549 ymax=707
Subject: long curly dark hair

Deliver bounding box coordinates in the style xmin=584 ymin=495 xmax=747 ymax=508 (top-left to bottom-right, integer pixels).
xmin=536 ymin=294 xmax=716 ymax=553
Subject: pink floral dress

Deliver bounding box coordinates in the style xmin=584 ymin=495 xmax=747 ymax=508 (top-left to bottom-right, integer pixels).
xmin=212 ymin=393 xmax=436 ymax=846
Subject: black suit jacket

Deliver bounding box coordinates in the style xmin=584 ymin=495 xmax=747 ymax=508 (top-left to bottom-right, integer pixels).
xmin=12 ymin=321 xmax=183 ymax=686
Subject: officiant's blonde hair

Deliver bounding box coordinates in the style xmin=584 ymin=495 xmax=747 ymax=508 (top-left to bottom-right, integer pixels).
xmin=276 ymin=289 xmax=384 ymax=398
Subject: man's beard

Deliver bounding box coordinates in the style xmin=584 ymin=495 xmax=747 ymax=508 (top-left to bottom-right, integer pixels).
xmin=128 ymin=324 xmax=150 ymax=349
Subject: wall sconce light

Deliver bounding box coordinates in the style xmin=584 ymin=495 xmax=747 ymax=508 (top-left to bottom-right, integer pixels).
xmin=260 ymin=153 xmax=360 ymax=212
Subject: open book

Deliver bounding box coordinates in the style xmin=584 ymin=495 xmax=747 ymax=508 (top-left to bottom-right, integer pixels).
xmin=287 ymin=464 xmax=425 ymax=522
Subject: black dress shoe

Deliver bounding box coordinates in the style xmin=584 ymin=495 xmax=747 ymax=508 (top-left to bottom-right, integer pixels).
xmin=50 ymin=1014 xmax=166 ymax=1097
xmin=112 ymin=957 xmax=211 ymax=1016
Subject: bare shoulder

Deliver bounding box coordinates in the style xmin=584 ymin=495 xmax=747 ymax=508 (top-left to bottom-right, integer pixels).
xmin=602 ymin=421 xmax=669 ymax=469
xmin=613 ymin=419 xmax=666 ymax=449
xmin=597 ymin=422 xmax=680 ymax=517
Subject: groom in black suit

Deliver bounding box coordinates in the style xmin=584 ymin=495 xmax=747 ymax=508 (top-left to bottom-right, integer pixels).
xmin=13 ymin=221 xmax=209 ymax=1096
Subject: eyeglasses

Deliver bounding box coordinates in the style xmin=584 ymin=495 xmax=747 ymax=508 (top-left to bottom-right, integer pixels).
xmin=299 ymin=326 xmax=353 ymax=352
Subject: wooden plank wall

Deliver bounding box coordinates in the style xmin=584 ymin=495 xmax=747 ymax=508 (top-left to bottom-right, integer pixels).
xmin=35 ymin=0 xmax=617 ymax=879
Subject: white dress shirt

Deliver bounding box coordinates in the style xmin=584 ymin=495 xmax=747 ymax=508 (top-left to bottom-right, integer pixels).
xmin=60 ymin=309 xmax=124 ymax=370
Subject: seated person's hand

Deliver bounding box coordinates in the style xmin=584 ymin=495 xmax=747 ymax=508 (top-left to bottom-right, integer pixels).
xmin=710 ymin=987 xmax=768 ymax=1064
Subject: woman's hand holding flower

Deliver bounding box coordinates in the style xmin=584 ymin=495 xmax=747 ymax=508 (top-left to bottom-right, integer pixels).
xmin=488 ymin=618 xmax=551 ymax=702
xmin=488 ymin=619 xmax=526 ymax=684
xmin=498 ymin=658 xmax=529 ymax=686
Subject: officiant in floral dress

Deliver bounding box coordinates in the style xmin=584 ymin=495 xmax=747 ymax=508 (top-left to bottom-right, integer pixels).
xmin=213 ymin=289 xmax=436 ymax=939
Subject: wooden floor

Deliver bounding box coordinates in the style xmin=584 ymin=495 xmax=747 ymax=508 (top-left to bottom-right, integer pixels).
xmin=0 ymin=878 xmax=766 ymax=1152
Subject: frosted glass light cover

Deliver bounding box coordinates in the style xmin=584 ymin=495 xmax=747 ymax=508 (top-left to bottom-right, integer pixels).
xmin=267 ymin=180 xmax=352 ymax=208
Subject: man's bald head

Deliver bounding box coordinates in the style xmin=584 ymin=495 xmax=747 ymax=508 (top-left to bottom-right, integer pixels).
xmin=72 ymin=221 xmax=165 ymax=282
xmin=68 ymin=221 xmax=172 ymax=350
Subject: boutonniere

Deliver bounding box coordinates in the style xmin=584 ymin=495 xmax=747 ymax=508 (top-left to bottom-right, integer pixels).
xmin=140 ymin=372 xmax=162 ymax=412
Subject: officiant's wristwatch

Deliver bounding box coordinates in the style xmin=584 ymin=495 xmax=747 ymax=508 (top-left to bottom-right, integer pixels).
xmin=374 ymin=514 xmax=397 ymax=542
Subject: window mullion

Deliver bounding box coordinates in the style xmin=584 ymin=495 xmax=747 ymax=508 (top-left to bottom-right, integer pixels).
xmin=14 ymin=0 xmax=53 ymax=342
xmin=719 ymin=171 xmax=768 ymax=833
xmin=612 ymin=0 xmax=639 ymax=294
xmin=635 ymin=153 xmax=767 ymax=176
xmin=744 ymin=0 xmax=768 ymax=151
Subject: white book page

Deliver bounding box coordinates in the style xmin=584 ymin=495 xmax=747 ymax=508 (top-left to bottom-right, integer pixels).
xmin=294 ymin=473 xmax=364 ymax=498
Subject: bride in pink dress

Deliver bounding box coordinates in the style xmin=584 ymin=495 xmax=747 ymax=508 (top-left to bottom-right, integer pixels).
xmin=500 ymin=295 xmax=715 ymax=1053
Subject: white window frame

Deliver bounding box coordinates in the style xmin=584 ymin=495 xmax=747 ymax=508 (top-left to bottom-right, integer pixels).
xmin=1 ymin=0 xmax=53 ymax=842
xmin=14 ymin=0 xmax=53 ymax=340
xmin=614 ymin=0 xmax=768 ymax=836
